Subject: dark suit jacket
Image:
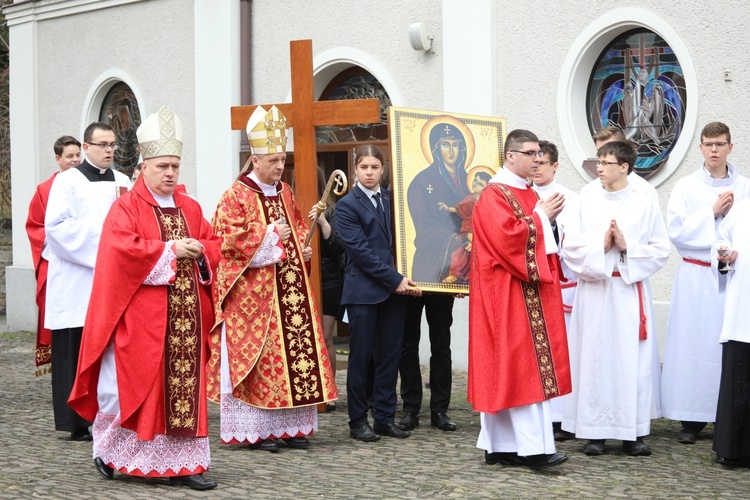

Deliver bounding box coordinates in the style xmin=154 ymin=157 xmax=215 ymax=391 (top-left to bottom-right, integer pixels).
xmin=336 ymin=185 xmax=403 ymax=305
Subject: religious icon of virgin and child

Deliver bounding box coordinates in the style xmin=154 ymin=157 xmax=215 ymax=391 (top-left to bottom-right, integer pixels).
xmin=407 ymin=115 xmax=495 ymax=286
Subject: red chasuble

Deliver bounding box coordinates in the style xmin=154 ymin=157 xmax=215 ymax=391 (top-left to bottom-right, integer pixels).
xmin=468 ymin=183 xmax=571 ymax=413
xmin=68 ymin=180 xmax=221 ymax=441
xmin=208 ymin=176 xmax=337 ymax=409
xmin=25 ymin=173 xmax=57 ymax=371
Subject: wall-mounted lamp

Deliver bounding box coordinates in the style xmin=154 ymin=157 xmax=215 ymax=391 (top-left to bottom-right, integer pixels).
xmin=408 ymin=22 xmax=433 ymax=51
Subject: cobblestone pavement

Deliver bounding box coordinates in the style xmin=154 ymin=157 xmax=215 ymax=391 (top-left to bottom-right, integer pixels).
xmin=2 ymin=329 xmax=750 ymax=499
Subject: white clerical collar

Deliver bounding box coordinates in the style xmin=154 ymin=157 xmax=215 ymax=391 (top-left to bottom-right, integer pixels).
xmin=145 ymin=184 xmax=175 ymax=208
xmin=532 ymin=180 xmax=558 ymax=196
xmin=248 ymin=170 xmax=278 ymax=196
xmin=699 ymin=162 xmax=735 ymax=187
xmin=601 ymin=181 xmax=632 ymax=200
xmin=84 ymin=159 xmax=109 ymax=174
xmin=358 ymin=184 xmax=380 ymax=200
xmin=490 ymin=167 xmax=528 ymax=189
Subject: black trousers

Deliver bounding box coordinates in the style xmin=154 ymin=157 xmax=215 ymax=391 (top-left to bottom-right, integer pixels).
xmin=51 ymin=327 xmax=91 ymax=432
xmin=714 ymin=341 xmax=750 ymax=458
xmin=346 ymin=294 xmax=406 ymax=428
xmin=398 ymin=294 xmax=454 ymax=414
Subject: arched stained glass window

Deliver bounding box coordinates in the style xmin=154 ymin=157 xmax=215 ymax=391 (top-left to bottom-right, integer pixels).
xmin=99 ymin=82 xmax=142 ymax=175
xmin=587 ymin=29 xmax=687 ymax=179
xmin=316 ymin=67 xmax=391 ymax=143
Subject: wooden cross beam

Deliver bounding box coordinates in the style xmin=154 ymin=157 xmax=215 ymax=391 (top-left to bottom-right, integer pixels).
xmin=230 ymin=39 xmax=381 ymax=299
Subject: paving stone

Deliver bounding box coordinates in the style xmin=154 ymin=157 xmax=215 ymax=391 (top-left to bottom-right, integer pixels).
xmin=3 ymin=328 xmax=750 ymax=498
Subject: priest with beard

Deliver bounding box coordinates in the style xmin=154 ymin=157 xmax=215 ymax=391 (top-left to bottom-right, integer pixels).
xmin=68 ymin=106 xmax=221 ymax=491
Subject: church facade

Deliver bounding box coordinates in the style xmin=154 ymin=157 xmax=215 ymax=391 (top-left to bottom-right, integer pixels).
xmin=5 ymin=0 xmax=748 ymax=369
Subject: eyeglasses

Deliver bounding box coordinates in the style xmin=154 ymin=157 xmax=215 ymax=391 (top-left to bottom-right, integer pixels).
xmin=537 ymin=161 xmax=553 ymax=166
xmin=87 ymin=142 xmax=118 ymax=150
xmin=596 ymin=160 xmax=623 ymax=167
xmin=701 ymin=141 xmax=729 ymax=148
xmin=510 ymin=150 xmax=543 ymax=158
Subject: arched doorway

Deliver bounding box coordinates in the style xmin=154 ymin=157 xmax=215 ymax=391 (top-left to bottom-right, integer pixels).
xmin=311 ymin=66 xmax=393 ymax=345
xmin=315 ymin=66 xmax=392 ymax=191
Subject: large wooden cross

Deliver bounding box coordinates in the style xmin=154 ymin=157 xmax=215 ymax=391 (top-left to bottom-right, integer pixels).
xmin=230 ymin=39 xmax=381 ymax=297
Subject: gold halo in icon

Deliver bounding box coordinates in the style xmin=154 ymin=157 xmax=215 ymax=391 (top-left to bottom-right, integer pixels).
xmin=420 ymin=115 xmax=475 ymax=167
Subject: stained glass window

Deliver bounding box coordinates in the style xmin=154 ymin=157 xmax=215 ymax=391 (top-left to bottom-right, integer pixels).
xmin=316 ymin=67 xmax=391 ymax=143
xmin=99 ymin=82 xmax=142 ymax=175
xmin=588 ymin=29 xmax=687 ymax=178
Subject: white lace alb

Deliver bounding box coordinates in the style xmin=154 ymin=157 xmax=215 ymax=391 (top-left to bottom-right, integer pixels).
xmin=248 ymin=225 xmax=284 ymax=268
xmin=143 ymin=241 xmax=176 ymax=285
xmin=92 ymin=411 xmax=210 ymax=476
xmin=219 ymin=393 xmax=317 ymax=444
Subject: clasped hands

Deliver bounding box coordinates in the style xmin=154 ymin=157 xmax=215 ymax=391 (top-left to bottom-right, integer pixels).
xmin=174 ymin=238 xmax=203 ymax=260
xmin=713 ymin=191 xmax=734 ymax=218
xmin=603 ymin=219 xmax=627 ymax=253
xmin=536 ymin=192 xmax=565 ymax=221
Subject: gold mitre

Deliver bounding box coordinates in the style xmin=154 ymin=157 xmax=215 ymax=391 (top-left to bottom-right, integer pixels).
xmin=137 ymin=106 xmax=183 ymax=159
xmin=246 ymin=105 xmax=287 ymax=155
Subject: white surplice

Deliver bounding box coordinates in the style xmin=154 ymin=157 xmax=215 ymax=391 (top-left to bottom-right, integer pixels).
xmin=533 ymin=180 xmax=580 ymax=422
xmin=44 ymin=165 xmax=131 ymax=329
xmin=714 ymin=199 xmax=750 ymax=345
xmin=580 ymin=171 xmax=660 ymax=208
xmin=561 ymin=182 xmax=669 ymax=440
xmin=661 ymin=163 xmax=750 ymax=422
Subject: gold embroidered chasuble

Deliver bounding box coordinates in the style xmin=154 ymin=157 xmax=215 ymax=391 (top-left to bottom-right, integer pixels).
xmin=154 ymin=207 xmax=203 ymax=436
xmin=208 ymin=178 xmax=337 ymax=408
xmin=468 ymin=182 xmax=571 ymax=413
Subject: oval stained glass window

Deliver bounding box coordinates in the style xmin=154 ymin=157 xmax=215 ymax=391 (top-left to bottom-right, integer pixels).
xmin=587 ymin=29 xmax=687 ymax=179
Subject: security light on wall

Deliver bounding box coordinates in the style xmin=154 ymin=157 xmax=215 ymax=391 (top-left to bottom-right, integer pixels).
xmin=409 ymin=23 xmax=433 ymax=51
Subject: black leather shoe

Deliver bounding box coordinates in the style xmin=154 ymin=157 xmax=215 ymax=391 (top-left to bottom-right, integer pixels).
xmin=350 ymin=422 xmax=381 ymax=442
xmin=485 ymin=451 xmax=526 ymax=466
xmin=398 ymin=411 xmax=420 ymax=431
xmin=552 ymin=423 xmax=575 ymax=441
xmin=71 ymin=427 xmax=93 ymax=441
xmin=283 ymin=437 xmax=310 ymax=449
xmin=718 ymin=456 xmax=750 ymax=468
xmin=622 ymin=438 xmax=651 ymax=456
xmin=169 ymin=474 xmax=218 ymax=491
xmin=431 ymin=412 xmax=457 ymax=431
xmin=93 ymin=457 xmax=114 ymax=480
xmin=583 ymin=439 xmax=606 ymax=456
xmin=525 ymin=453 xmax=569 ymax=469
xmin=373 ymin=422 xmax=411 ymax=438
xmin=554 ymin=430 xmax=575 ymax=441
xmin=249 ymin=438 xmax=279 ymax=452
xmin=676 ymin=428 xmax=698 ymax=444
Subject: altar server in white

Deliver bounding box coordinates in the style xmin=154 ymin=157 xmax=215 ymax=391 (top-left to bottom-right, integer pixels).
xmin=532 ymin=140 xmax=580 ymax=442
xmin=44 ymin=122 xmax=131 ymax=440
xmin=713 ymin=198 xmax=750 ymax=467
xmin=562 ymin=141 xmax=669 ymax=457
xmin=662 ymin=122 xmax=750 ymax=445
